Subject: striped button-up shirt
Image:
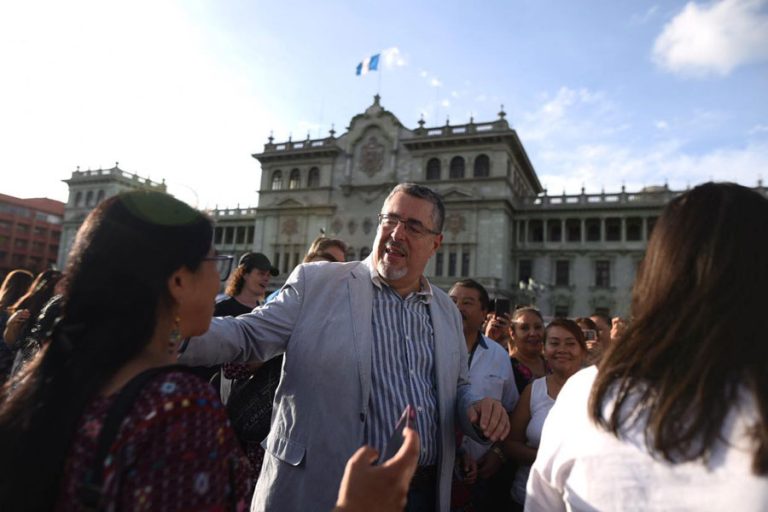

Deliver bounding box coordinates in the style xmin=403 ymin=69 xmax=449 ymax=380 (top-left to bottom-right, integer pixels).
xmin=364 ymin=262 xmax=440 ymax=466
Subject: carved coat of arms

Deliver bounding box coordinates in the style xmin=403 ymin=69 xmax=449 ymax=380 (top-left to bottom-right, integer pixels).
xmin=281 ymin=218 xmax=298 ymax=236
xmin=445 ymin=213 xmax=466 ymax=237
xmin=360 ymin=136 xmax=385 ymax=177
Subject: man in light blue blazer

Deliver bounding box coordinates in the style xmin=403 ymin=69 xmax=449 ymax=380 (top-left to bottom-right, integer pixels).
xmin=180 ymin=183 xmax=509 ymax=511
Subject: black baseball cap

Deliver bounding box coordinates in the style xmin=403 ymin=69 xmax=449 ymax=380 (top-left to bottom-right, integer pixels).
xmin=238 ymin=252 xmax=279 ymax=276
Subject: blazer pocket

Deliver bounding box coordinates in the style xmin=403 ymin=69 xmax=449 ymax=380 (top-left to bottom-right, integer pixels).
xmin=262 ymin=431 xmax=306 ymax=466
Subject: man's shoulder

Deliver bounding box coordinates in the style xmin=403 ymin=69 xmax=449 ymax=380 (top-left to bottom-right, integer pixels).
xmin=300 ymin=259 xmax=368 ymax=280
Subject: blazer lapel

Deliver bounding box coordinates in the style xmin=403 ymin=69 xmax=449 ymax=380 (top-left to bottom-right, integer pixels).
xmin=347 ymin=263 xmax=374 ymax=420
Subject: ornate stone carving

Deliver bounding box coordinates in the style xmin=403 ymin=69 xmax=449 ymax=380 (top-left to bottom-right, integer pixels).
xmin=360 ymin=136 xmax=385 ymax=176
xmin=282 ymin=218 xmax=298 ymax=236
xmin=445 ymin=213 xmax=466 ymax=237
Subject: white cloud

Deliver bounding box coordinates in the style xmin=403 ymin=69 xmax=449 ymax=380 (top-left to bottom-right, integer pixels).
xmin=451 ymin=90 xmax=460 ymax=98
xmin=653 ymin=0 xmax=768 ymax=76
xmin=519 ymin=86 xmax=615 ymax=142
xmin=441 ymin=99 xmax=451 ymax=108
xmin=382 ymin=47 xmax=406 ymax=68
xmin=749 ymin=124 xmax=768 ymax=134
xmin=430 ymin=78 xmax=443 ymax=87
xmin=419 ymin=70 xmax=428 ymax=78
xmin=518 ymin=85 xmax=766 ymax=195
xmin=536 ymin=139 xmax=768 ymax=195
xmin=475 ymin=94 xmax=487 ymax=102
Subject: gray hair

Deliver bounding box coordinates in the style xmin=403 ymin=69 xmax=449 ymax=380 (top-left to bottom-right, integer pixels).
xmin=384 ymin=183 xmax=445 ymax=233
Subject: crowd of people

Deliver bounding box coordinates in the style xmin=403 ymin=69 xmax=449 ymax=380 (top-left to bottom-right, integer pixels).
xmin=0 ymin=181 xmax=765 ymax=511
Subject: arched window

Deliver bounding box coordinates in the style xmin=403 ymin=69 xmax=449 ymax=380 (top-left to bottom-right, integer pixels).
xmin=96 ymin=190 xmax=105 ymax=203
xmin=426 ymin=158 xmax=441 ymax=180
xmin=74 ymin=191 xmax=82 ymax=207
xmin=271 ymin=170 xmax=283 ymax=190
xmin=449 ymin=156 xmax=465 ymax=179
xmin=359 ymin=247 xmax=371 ymax=260
xmin=289 ymin=168 xmax=301 ymax=189
xmin=85 ymin=190 xmax=94 ymax=206
xmin=308 ymin=167 xmax=320 ymax=188
xmin=473 ymin=154 xmax=490 ymax=177
xmin=345 ymin=246 xmax=356 ymax=262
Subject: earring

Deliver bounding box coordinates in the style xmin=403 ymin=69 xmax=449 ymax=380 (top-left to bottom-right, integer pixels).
xmin=168 ymin=315 xmax=181 ymax=355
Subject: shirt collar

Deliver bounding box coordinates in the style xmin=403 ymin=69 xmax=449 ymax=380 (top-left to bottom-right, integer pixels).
xmin=364 ymin=256 xmax=433 ymax=303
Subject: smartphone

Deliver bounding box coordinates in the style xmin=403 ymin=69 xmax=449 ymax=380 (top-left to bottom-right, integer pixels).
xmin=583 ymin=329 xmax=597 ymax=341
xmin=380 ymin=404 xmax=415 ymax=463
xmin=494 ymin=298 xmax=510 ymax=316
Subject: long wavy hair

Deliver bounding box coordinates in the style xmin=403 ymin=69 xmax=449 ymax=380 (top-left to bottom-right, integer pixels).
xmin=589 ymin=182 xmax=768 ymax=474
xmin=0 ymin=191 xmax=213 ymax=509
xmin=0 ymin=269 xmax=34 ymax=312
xmin=8 ymin=268 xmax=62 ymax=318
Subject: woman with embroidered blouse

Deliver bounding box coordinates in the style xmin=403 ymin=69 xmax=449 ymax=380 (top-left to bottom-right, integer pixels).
xmin=0 ymin=191 xmax=421 ymax=512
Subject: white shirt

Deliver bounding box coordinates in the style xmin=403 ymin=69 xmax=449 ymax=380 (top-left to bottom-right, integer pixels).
xmin=512 ymin=376 xmax=556 ymax=504
xmin=526 ymin=366 xmax=768 ymax=511
xmin=462 ymin=333 xmax=519 ymax=460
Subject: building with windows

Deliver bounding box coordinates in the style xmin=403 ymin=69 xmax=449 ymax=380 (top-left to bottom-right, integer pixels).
xmin=58 ymin=97 xmax=766 ymax=318
xmin=56 ymin=164 xmax=167 ymax=269
xmin=0 ymin=193 xmax=64 ymax=280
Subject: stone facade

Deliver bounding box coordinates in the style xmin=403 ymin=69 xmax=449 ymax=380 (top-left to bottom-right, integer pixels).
xmin=213 ymin=96 xmax=677 ymax=318
xmin=57 ymin=165 xmax=167 ymax=269
xmin=59 ymin=98 xmax=767 ymax=318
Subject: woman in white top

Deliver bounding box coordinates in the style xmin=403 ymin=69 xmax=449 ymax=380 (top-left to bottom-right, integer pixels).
xmin=504 ymin=318 xmax=588 ymax=508
xmin=527 ymin=182 xmax=768 ymax=511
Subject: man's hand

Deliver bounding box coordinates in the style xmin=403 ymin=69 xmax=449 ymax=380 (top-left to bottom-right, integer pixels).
xmin=476 ymin=447 xmax=504 ymax=479
xmin=458 ymin=451 xmax=478 ymax=485
xmin=334 ymin=426 xmax=420 ymax=512
xmin=467 ymin=397 xmax=510 ymax=442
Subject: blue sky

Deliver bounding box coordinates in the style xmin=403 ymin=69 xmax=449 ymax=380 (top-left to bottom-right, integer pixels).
xmin=1 ymin=0 xmax=766 ymax=208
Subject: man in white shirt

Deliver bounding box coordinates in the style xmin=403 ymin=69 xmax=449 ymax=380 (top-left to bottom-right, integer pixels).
xmin=449 ymin=279 xmax=519 ymax=510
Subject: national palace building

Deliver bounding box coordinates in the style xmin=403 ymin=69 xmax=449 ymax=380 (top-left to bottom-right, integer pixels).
xmin=57 ymin=96 xmax=768 ymax=318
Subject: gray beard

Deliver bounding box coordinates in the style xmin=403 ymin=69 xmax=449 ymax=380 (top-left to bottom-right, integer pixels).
xmin=377 ymin=259 xmax=408 ymax=281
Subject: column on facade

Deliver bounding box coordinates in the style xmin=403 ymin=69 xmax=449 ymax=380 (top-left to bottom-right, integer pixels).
xmin=580 ymin=218 xmax=586 ymax=243
xmin=620 ymin=216 xmax=626 ymax=242
xmin=560 ymin=218 xmax=565 ymax=243
xmin=523 ymin=220 xmax=528 ymax=245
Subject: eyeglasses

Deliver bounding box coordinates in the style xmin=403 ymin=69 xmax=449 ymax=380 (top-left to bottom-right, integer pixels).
xmin=205 ymin=255 xmax=234 ymax=281
xmin=377 ymin=213 xmax=440 ymax=237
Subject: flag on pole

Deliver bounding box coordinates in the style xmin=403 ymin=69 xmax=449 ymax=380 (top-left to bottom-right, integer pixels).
xmin=356 ymin=53 xmax=380 ymax=76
